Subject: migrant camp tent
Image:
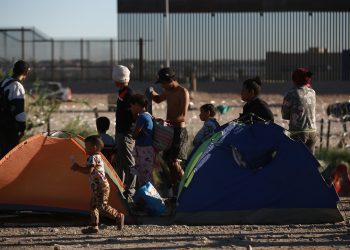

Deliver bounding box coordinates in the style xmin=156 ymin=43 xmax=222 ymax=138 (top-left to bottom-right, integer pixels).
xmin=0 ymin=133 xmax=128 ymax=215
xmin=175 ymin=121 xmax=343 ymax=225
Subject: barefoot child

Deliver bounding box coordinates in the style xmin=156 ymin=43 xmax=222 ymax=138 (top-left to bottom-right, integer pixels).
xmin=71 ymin=135 xmax=124 ymax=234
xmin=193 ymin=104 xmax=220 ymax=147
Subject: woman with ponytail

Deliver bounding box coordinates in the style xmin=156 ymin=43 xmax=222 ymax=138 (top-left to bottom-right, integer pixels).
xmin=239 ymin=76 xmax=274 ymax=122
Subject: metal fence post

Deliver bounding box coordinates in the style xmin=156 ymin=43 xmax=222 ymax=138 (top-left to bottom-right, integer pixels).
xmin=80 ymin=39 xmax=84 ymax=80
xmin=320 ymin=118 xmax=324 ymax=150
xmin=110 ymin=39 xmax=114 ymax=78
xmin=139 ymin=38 xmax=144 ymax=81
xmin=21 ymin=27 xmax=25 ymax=59
xmin=326 ymin=119 xmax=331 ymax=149
xmin=51 ymin=39 xmax=54 ymax=80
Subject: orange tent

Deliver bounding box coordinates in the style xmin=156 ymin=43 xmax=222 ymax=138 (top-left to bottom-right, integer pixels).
xmin=0 ymin=133 xmax=128 ymax=215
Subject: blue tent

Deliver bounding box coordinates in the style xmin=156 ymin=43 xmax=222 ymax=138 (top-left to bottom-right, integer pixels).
xmin=175 ymin=121 xmax=343 ymax=225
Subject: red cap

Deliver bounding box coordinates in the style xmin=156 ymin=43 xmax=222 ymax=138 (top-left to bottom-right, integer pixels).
xmin=292 ymin=68 xmax=312 ymax=87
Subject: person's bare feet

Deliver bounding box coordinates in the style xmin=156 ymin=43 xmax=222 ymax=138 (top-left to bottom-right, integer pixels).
xmin=117 ymin=213 xmax=125 ymax=230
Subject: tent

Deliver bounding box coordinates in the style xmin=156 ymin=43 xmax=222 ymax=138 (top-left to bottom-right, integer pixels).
xmin=0 ymin=133 xmax=128 ymax=215
xmin=175 ymin=121 xmax=343 ymax=225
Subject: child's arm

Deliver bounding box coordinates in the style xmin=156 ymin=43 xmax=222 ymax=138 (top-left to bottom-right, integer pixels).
xmin=71 ymin=162 xmax=91 ymax=174
xmin=132 ymin=125 xmax=143 ymax=139
xmin=71 ymin=162 xmax=92 ymax=174
xmin=133 ymin=114 xmax=148 ymax=139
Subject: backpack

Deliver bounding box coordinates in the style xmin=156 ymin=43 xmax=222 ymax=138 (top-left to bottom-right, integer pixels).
xmin=152 ymin=118 xmax=174 ymax=152
xmin=0 ymin=79 xmax=16 ymax=124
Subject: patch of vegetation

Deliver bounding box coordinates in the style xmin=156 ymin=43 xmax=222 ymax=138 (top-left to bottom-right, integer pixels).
xmin=23 ymin=81 xmax=61 ymax=140
xmin=23 ymin=80 xmax=98 ymax=140
xmin=316 ymin=148 xmax=350 ymax=166
xmin=61 ymin=116 xmax=96 ymax=138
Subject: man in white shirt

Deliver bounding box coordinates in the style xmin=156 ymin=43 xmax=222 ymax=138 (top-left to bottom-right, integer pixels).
xmin=0 ymin=60 xmax=30 ymax=158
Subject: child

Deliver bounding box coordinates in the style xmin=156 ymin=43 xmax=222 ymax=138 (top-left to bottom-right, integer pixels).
xmin=193 ymin=104 xmax=220 ymax=147
xmin=129 ymin=94 xmax=156 ymax=186
xmin=239 ymin=77 xmax=274 ymax=122
xmin=96 ymin=116 xmax=115 ymax=147
xmin=71 ymin=135 xmax=124 ymax=234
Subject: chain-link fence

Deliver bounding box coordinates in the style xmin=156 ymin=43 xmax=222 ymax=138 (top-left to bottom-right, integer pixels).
xmin=0 ymin=28 xmax=116 ymax=82
xmin=0 ymin=11 xmax=349 ymax=84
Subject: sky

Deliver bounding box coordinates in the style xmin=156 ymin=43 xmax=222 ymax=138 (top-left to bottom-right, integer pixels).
xmin=2 ymin=0 xmax=118 ymax=39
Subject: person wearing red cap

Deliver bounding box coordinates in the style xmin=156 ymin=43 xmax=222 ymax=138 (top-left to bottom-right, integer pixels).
xmin=281 ymin=68 xmax=317 ymax=153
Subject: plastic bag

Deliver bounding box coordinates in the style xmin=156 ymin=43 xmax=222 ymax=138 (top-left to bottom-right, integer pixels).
xmin=134 ymin=182 xmax=166 ymax=216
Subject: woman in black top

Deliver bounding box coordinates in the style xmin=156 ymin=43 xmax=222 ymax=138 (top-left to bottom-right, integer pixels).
xmin=239 ymin=77 xmax=274 ymax=122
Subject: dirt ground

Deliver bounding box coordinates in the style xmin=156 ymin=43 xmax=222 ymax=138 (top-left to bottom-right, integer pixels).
xmin=1 ymin=92 xmax=350 ymax=249
xmin=49 ymin=92 xmax=350 ymax=148
xmin=0 ymin=199 xmax=349 ymax=249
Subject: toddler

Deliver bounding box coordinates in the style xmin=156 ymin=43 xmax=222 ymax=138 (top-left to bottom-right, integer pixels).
xmin=71 ymin=135 xmax=124 ymax=234
xmin=193 ymin=104 xmax=220 ymax=147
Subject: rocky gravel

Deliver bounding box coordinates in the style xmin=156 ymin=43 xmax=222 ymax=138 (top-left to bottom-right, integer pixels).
xmin=0 ymin=201 xmax=350 ymax=250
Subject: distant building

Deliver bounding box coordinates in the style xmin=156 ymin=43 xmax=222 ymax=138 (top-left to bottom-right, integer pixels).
xmin=266 ymin=48 xmax=346 ymax=81
xmin=342 ymin=50 xmax=350 ymax=81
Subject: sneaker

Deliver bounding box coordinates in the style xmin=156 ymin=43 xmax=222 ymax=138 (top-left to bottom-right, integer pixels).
xmin=117 ymin=213 xmax=125 ymax=230
xmin=81 ymin=227 xmax=99 ymax=234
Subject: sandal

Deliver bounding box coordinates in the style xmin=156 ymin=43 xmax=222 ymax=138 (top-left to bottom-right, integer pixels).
xmin=81 ymin=227 xmax=99 ymax=234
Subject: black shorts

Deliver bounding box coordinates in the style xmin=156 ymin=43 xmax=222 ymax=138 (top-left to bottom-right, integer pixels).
xmin=163 ymin=127 xmax=188 ymax=161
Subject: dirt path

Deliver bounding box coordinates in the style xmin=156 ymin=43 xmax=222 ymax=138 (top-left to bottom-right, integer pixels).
xmin=0 ymin=199 xmax=349 ymax=249
xmin=48 ymin=93 xmax=350 ymax=148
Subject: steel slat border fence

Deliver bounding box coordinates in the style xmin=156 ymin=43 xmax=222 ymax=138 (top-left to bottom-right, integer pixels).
xmin=0 ymin=12 xmax=349 ymax=83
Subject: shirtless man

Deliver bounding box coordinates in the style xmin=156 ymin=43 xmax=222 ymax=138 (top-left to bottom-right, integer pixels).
xmin=147 ymin=67 xmax=189 ymax=194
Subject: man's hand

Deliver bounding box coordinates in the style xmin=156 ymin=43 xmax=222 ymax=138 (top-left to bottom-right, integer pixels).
xmin=144 ymin=86 xmax=154 ymax=99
